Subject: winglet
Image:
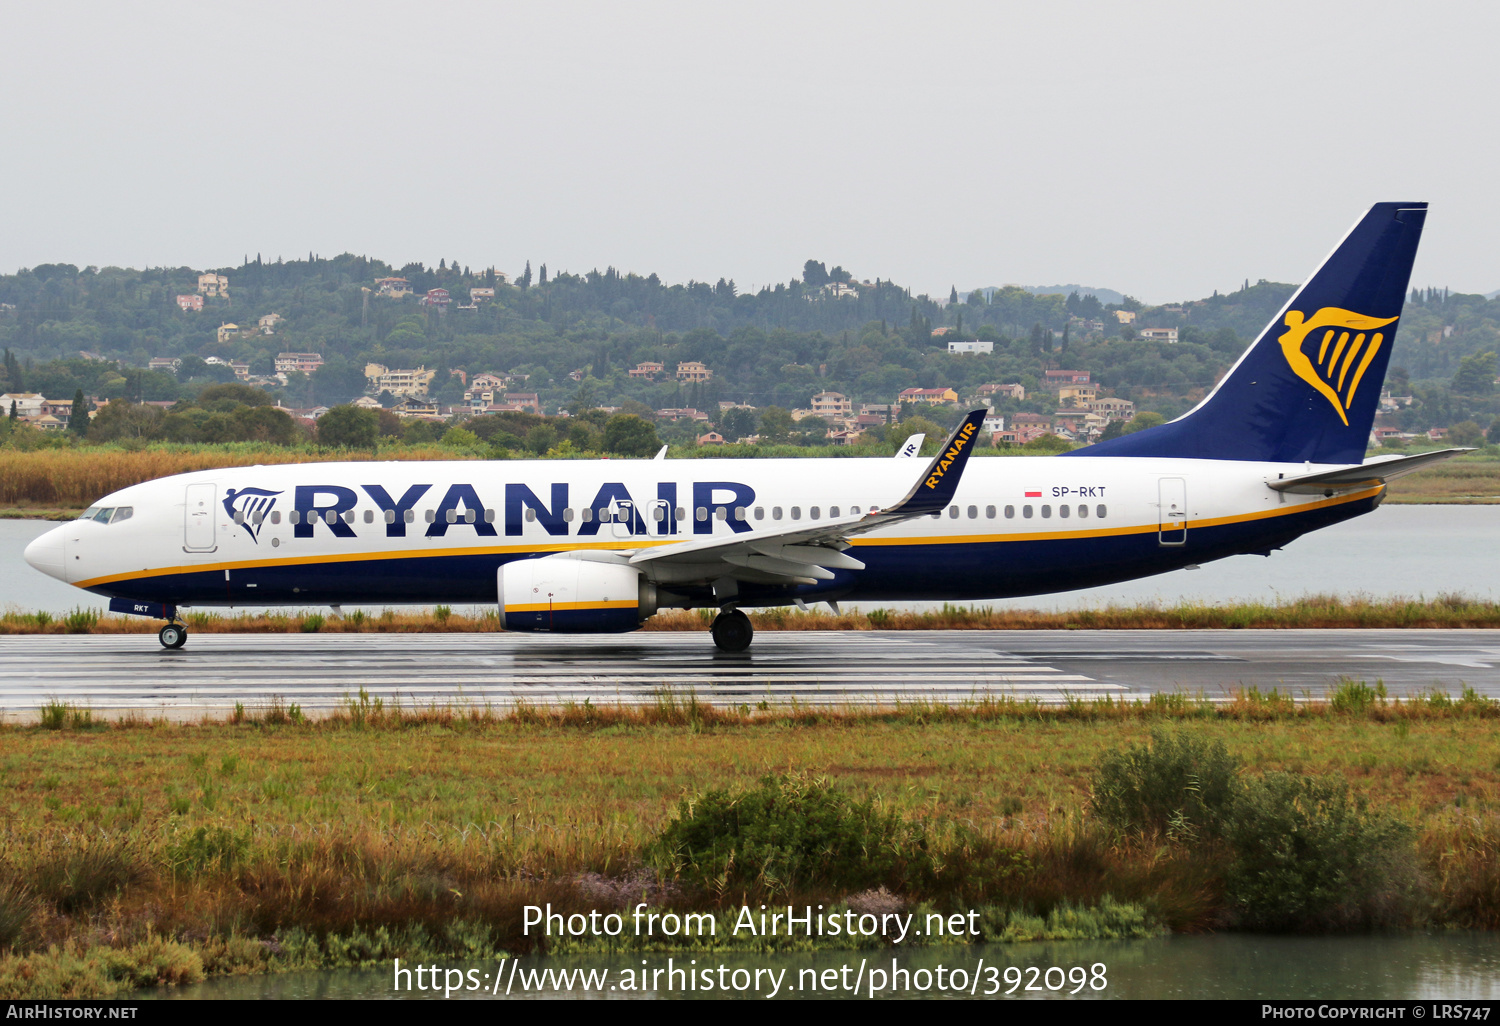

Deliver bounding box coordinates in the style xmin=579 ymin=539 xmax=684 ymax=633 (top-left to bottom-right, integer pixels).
xmin=884 ymin=409 xmax=987 ymax=515
xmin=894 ymin=432 xmax=925 ymax=458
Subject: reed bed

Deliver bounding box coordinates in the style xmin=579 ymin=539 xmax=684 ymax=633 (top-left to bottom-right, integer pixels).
xmin=1385 ymin=458 xmax=1500 ymax=503
xmin=0 ymin=445 xmax=473 ymax=508
xmin=6 ymin=595 xmax=1500 ymax=636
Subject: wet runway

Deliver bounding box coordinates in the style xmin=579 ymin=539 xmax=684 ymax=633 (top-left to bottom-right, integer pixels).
xmin=1 ymin=629 xmax=1497 ymax=720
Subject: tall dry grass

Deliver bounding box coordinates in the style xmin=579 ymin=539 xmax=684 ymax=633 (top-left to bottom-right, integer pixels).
xmin=0 ymin=446 xmax=474 ymax=507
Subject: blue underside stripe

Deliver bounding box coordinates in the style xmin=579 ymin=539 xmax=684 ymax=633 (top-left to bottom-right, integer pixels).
xmin=87 ymin=495 xmax=1375 ymax=608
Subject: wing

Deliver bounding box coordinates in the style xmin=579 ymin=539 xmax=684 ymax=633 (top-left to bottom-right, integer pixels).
xmin=630 ymin=410 xmax=987 ymax=586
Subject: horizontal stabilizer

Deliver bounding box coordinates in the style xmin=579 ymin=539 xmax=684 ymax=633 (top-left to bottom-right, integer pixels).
xmin=1268 ymin=448 xmax=1471 ymax=493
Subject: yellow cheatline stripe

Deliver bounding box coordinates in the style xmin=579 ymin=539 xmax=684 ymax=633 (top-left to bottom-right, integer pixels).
xmin=849 ymin=485 xmax=1382 ymax=547
xmin=77 ymin=486 xmax=1382 ymax=589
xmin=504 ymin=600 xmax=637 ymax=613
xmin=74 ymin=537 xmax=677 ymax=589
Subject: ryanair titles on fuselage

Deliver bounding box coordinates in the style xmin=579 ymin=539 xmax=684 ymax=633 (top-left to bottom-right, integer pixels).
xmin=226 ymin=479 xmax=759 ymax=543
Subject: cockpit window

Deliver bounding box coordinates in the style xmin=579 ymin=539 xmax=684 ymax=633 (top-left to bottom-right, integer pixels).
xmin=78 ymin=506 xmax=131 ymax=524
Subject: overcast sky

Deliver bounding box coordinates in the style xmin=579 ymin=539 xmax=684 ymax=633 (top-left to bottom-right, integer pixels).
xmin=1 ymin=1 xmax=1495 ymax=303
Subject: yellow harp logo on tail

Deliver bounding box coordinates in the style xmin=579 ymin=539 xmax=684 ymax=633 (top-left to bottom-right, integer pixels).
xmin=1277 ymin=308 xmax=1399 ymax=425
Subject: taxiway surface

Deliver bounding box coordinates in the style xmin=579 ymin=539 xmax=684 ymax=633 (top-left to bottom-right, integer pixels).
xmin=1 ymin=629 xmax=1497 ymax=719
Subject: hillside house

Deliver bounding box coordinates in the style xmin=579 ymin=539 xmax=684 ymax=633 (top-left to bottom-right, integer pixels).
xmin=976 ymin=382 xmax=1026 ymax=402
xmin=897 ymin=387 xmax=958 ymax=406
xmin=1138 ymin=328 xmax=1178 ymax=343
xmin=176 ymin=294 xmax=203 ymax=312
xmin=276 ymin=352 xmax=325 ymax=375
xmin=197 ymin=274 xmax=229 ymax=297
xmin=811 ymin=392 xmax=852 ymax=418
xmin=503 ymin=393 xmax=540 ymax=413
xmin=629 ymin=362 xmax=664 ymax=379
xmin=675 ymin=361 xmax=713 ymax=383
xmin=1010 ymin=413 xmax=1054 ymax=444
xmin=216 ymin=323 xmax=240 ymax=344
xmin=948 ymin=340 xmax=994 ymax=354
xmin=148 ymin=357 xmax=182 ymax=372
xmin=374 ymin=277 xmax=412 ymax=298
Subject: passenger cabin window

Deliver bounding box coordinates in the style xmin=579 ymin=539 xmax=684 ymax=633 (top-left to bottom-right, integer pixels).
xmin=363 ymin=510 xmax=374 ymax=523
xmin=810 ymin=507 xmax=820 ymax=520
xmin=524 ymin=508 xmax=536 ymax=522
xmin=850 ymin=506 xmax=860 ymax=515
xmin=580 ymin=508 xmax=592 ymax=523
xmin=772 ymin=507 xmax=783 ymax=521
xmin=968 ymin=505 xmax=978 ymax=519
xmin=564 ymin=508 xmax=576 ymax=522
xmin=1041 ymin=505 xmax=1052 ymax=518
xmin=948 ymin=506 xmax=959 ymax=518
xmin=829 ymin=506 xmax=839 ymax=518
xmin=1059 ymin=504 xmax=1070 ymax=518
xmin=791 ymin=507 xmax=802 ymax=521
xmin=674 ymin=507 xmax=686 ymax=521
xmin=754 ymin=507 xmax=765 ymax=520
xmin=1096 ymin=504 xmax=1107 ymax=518
xmin=484 ymin=509 xmax=495 ymax=523
xmin=1005 ymin=505 xmax=1014 ymax=518
xmin=986 ymin=505 xmax=996 ymax=519
xmin=1022 ymin=505 xmax=1033 ymax=519
xmin=403 ymin=509 xmax=415 ymax=524
xmin=696 ymin=507 xmax=708 ymax=521
xmin=1078 ymin=504 xmax=1088 ymax=518
xmin=384 ymin=510 xmax=395 ymax=524
xmin=734 ymin=507 xmax=747 ymax=521
xmin=271 ymin=511 xmax=282 ymax=524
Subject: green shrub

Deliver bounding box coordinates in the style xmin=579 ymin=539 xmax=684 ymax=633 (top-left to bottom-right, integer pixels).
xmin=648 ymin=774 xmax=932 ymax=893
xmin=0 ymin=882 xmax=32 ymax=951
xmin=62 ymin=608 xmax=97 ymax=633
xmin=1224 ymin=772 xmax=1418 ymax=932
xmin=1089 ymin=729 xmax=1241 ymax=839
xmin=300 ymin=613 xmax=325 ymax=633
xmin=165 ymin=826 xmax=249 ymax=876
xmin=1330 ymin=678 xmax=1387 ymax=714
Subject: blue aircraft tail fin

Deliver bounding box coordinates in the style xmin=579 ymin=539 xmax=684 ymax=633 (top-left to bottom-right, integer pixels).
xmin=1074 ymin=202 xmax=1427 ymax=464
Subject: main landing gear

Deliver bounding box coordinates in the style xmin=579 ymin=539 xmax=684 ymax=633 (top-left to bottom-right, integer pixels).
xmin=710 ymin=609 xmax=753 ymax=653
xmin=158 ymin=622 xmax=188 ymax=650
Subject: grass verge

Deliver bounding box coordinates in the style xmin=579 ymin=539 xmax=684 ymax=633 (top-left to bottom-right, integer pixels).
xmin=0 ymin=688 xmax=1497 ymax=996
xmin=5 ymin=595 xmax=1500 ymax=635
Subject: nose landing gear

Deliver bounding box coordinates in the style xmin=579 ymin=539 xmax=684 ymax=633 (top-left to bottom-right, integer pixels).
xmin=709 ymin=609 xmax=753 ymax=653
xmin=158 ymin=623 xmax=187 ymax=649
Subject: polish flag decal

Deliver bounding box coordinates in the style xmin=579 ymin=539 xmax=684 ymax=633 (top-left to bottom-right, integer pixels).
xmin=1024 ymin=491 xmax=1042 ymax=497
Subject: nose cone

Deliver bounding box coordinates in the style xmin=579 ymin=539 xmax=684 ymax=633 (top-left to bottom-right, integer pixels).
xmin=23 ymin=525 xmax=68 ymax=581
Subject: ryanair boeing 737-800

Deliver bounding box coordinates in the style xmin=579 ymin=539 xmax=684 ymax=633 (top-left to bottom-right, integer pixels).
xmin=23 ymin=203 xmax=1464 ymax=652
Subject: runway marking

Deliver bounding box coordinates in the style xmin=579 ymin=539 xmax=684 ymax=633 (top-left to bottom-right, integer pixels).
xmin=0 ymin=632 xmax=1113 ymax=716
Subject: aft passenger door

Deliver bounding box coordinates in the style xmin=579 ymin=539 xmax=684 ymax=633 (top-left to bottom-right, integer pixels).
xmin=1158 ymin=477 xmax=1187 ymax=546
xmin=184 ymin=483 xmax=218 ymax=552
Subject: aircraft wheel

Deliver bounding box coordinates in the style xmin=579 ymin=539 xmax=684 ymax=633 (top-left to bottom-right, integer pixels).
xmin=158 ymin=624 xmax=187 ymax=650
xmin=710 ymin=609 xmax=753 ymax=653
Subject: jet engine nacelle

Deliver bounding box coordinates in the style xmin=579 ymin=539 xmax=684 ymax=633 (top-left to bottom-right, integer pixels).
xmin=498 ymin=556 xmax=657 ymax=633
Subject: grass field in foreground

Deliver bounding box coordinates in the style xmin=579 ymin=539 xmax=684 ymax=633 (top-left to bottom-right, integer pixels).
xmin=0 ymin=690 xmax=1497 ymax=997
xmin=5 ymin=596 xmax=1500 ymax=635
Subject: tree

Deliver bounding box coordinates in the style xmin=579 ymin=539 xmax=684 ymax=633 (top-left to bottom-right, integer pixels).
xmin=603 ymin=413 xmax=660 ymax=456
xmin=316 ymin=405 xmax=379 ymax=448
xmin=520 ymin=261 xmax=533 ymax=289
xmin=69 ymin=389 xmax=87 ymax=436
xmin=539 ymin=263 xmax=548 ymax=285
xmin=1451 ymin=351 xmax=1497 ymax=395
xmin=949 ymin=285 xmax=959 ymax=306
xmin=1122 ymin=411 xmax=1166 ymax=434
xmin=524 ymin=423 xmax=558 ymax=454
xmin=1447 ymin=420 xmax=1485 ymax=447
xmin=802 ymin=260 xmax=829 ymax=288
xmin=1487 ymin=417 xmax=1500 ymax=445
xmin=894 ymin=415 xmax=943 ymax=453
xmin=758 ymin=406 xmax=795 ymax=444
xmin=718 ymin=407 xmax=757 ymax=442
xmin=3 ymin=349 xmax=21 ymax=391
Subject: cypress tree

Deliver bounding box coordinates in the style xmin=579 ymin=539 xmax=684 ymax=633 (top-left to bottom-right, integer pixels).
xmin=69 ymin=388 xmax=87 ymax=435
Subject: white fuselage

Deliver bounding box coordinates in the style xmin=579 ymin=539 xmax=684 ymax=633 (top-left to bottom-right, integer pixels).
xmin=24 ymin=454 xmax=1382 ymax=610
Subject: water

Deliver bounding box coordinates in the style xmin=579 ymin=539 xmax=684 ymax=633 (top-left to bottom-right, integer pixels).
xmin=150 ymin=932 xmax=1500 ymax=1000
xmin=3 ymin=505 xmax=1498 ymax=617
